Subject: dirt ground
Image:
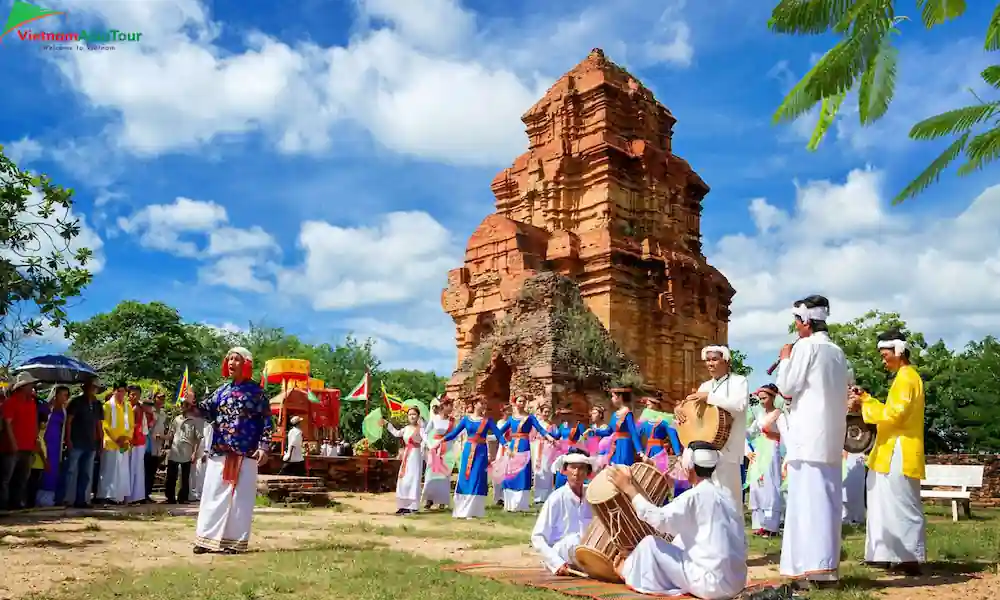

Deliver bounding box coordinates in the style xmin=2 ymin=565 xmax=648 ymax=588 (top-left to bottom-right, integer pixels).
xmin=1 ymin=493 xmax=997 ymax=600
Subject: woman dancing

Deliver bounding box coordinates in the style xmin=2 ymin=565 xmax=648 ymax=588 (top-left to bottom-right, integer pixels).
xmin=432 ymin=396 xmax=504 ymax=519
xmin=638 ymin=392 xmax=685 ymax=499
xmin=495 ymin=395 xmax=556 ymax=512
xmin=421 ymin=396 xmax=455 ymax=510
xmin=382 ymin=407 xmax=424 ymax=515
xmin=553 ymin=408 xmax=587 ymax=489
xmin=532 ymin=403 xmax=560 ymax=504
xmin=590 ymin=388 xmax=644 ymax=467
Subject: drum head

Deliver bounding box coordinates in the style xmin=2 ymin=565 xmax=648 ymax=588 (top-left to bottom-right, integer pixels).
xmin=585 ymin=468 xmax=618 ymax=504
xmin=574 ymin=547 xmax=622 ymax=583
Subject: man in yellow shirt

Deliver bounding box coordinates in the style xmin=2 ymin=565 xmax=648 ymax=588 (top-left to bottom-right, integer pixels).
xmin=97 ymin=382 xmax=132 ymax=504
xmin=849 ymin=329 xmax=926 ymax=576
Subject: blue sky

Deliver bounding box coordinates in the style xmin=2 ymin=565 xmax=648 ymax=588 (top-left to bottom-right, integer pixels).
xmin=3 ymin=0 xmax=999 ymax=389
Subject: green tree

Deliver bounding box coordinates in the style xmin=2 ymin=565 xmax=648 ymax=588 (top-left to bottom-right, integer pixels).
xmin=0 ymin=146 xmax=94 ymax=369
xmin=768 ymin=1 xmax=1000 ymax=203
xmin=729 ymin=348 xmax=753 ymax=377
xmin=948 ymin=336 xmax=1000 ymax=451
xmin=67 ymin=301 xmax=208 ymax=385
xmin=381 ymin=369 xmax=447 ymax=402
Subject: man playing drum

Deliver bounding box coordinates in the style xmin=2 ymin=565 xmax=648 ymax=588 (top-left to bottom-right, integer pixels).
xmin=530 ymin=449 xmax=596 ymax=574
xmin=612 ymin=442 xmax=747 ymax=599
xmin=774 ymin=295 xmax=849 ymax=588
xmin=683 ymin=345 xmax=748 ymax=509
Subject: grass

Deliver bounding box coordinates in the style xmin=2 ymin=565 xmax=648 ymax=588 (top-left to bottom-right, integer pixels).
xmin=29 ymin=542 xmax=565 ymax=600
xmin=327 ymin=520 xmax=528 ymax=549
xmin=414 ymin=502 xmax=539 ymax=532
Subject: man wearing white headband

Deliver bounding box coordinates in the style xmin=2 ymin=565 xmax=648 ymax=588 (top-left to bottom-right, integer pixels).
xmin=848 ymin=329 xmax=926 ymax=576
xmin=774 ymin=295 xmax=849 ymax=589
xmin=191 ymin=347 xmax=272 ymax=554
xmin=612 ymin=441 xmax=747 ymax=599
xmin=684 ymin=344 xmax=748 ymax=510
xmin=530 ymin=449 xmax=595 ymax=575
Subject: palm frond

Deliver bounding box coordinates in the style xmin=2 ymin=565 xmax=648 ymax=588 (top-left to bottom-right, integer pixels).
xmin=802 ymin=35 xmax=868 ymax=99
xmin=893 ymin=132 xmax=970 ymax=204
xmin=807 ymin=92 xmax=846 ymax=150
xmin=985 ymin=1 xmax=1000 ymax=51
xmin=956 ymin=126 xmax=1000 ymax=175
xmin=769 ymin=0 xmax=854 ymax=35
xmin=917 ymin=0 xmax=967 ymax=28
xmin=908 ymin=103 xmax=1000 ymax=140
xmin=858 ymin=40 xmax=898 ymax=124
xmin=773 ymin=64 xmax=824 ymax=124
xmin=982 ymin=65 xmax=1000 ymax=88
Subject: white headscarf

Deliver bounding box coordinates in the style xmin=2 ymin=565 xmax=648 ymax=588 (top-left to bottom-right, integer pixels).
xmin=700 ymin=345 xmax=731 ymax=362
xmin=877 ymin=339 xmax=908 ymax=356
xmin=792 ymin=303 xmax=830 ymax=322
xmin=228 ymin=346 xmax=253 ymax=361
xmin=553 ymin=452 xmax=597 ymax=473
xmin=680 ymin=445 xmax=720 ymax=471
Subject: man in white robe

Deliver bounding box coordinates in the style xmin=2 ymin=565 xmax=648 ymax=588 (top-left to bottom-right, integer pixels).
xmin=530 ymin=449 xmax=595 ymax=574
xmin=684 ymin=345 xmax=748 ymax=510
xmin=615 ymin=442 xmax=747 ymax=599
xmin=774 ymin=295 xmax=849 ymax=588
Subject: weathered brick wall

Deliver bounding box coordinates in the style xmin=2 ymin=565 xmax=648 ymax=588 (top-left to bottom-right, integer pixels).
xmin=926 ymin=454 xmax=1000 ymax=507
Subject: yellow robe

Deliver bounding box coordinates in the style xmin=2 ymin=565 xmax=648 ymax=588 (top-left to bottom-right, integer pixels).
xmin=103 ymin=398 xmax=132 ymax=452
xmin=860 ymin=364 xmax=925 ymax=480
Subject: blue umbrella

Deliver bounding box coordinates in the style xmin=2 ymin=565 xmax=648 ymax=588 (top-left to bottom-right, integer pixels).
xmin=15 ymin=354 xmax=98 ymax=384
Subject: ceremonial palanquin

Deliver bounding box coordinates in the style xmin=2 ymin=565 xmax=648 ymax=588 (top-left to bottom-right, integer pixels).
xmin=443 ymin=49 xmax=735 ymax=419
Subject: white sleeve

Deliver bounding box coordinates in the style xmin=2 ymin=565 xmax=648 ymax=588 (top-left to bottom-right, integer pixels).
xmin=775 ymin=341 xmax=817 ymax=399
xmin=530 ymin=499 xmax=567 ymax=573
xmin=386 ymin=423 xmax=403 ymax=438
xmin=632 ymin=493 xmax=688 ymax=536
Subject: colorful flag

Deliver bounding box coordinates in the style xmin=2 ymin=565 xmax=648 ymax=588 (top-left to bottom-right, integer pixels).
xmin=381 ymin=381 xmax=405 ymax=418
xmin=174 ymin=367 xmax=189 ymax=405
xmin=345 ymin=371 xmax=369 ymax=401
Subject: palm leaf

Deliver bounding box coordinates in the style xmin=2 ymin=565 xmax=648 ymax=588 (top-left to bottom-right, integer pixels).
xmin=956 ymin=126 xmax=1000 ymax=175
xmin=802 ymin=35 xmax=869 ymax=99
xmin=773 ymin=62 xmax=825 ymax=124
xmin=908 ymin=103 xmax=1000 ymax=140
xmin=858 ymin=41 xmax=898 ymax=124
xmin=893 ymin=132 xmax=970 ymax=204
xmin=917 ymin=0 xmax=967 ymax=28
xmin=808 ymin=91 xmax=846 ymax=150
xmin=982 ymin=65 xmax=1000 ymax=88
xmin=769 ymin=0 xmax=854 ymax=35
xmin=985 ymin=1 xmax=1000 ymax=51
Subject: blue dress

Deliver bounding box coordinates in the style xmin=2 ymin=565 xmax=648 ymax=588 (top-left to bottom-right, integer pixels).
xmin=592 ymin=410 xmax=644 ymax=466
xmin=497 ymin=414 xmax=549 ymax=492
xmin=442 ymin=416 xmax=504 ymax=497
xmin=554 ymin=422 xmax=586 ymax=489
xmin=640 ymin=419 xmax=685 ymax=498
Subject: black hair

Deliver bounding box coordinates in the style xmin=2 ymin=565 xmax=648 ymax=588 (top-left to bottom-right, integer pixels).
xmin=759 ymin=383 xmax=780 ymax=395
xmin=127 ymin=384 xmax=141 ymax=393
xmin=113 ymin=381 xmax=127 ymax=390
xmin=877 ymin=328 xmax=911 ymax=361
xmin=793 ymin=294 xmax=830 ymax=332
xmin=687 ymin=440 xmax=718 ymax=478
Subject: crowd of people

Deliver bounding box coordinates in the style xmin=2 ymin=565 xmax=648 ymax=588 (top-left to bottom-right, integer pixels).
xmin=1 ymin=293 xmax=930 ymax=598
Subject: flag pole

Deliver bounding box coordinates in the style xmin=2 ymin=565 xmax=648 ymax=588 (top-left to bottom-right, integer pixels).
xmin=362 ymin=370 xmax=370 ymax=494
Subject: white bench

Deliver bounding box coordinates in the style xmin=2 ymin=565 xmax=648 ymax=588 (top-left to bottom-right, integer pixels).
xmin=920 ymin=464 xmax=984 ymax=522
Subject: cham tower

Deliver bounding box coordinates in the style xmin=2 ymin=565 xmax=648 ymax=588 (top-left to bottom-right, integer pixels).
xmin=441 ymin=48 xmax=735 ymax=417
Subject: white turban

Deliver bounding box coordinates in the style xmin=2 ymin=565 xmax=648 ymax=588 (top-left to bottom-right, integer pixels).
xmin=680 ymin=446 xmax=719 ymax=470
xmin=227 ymin=346 xmax=253 ymax=361
xmin=700 ymin=345 xmax=731 ymax=362
xmin=877 ymin=339 xmax=908 ymax=356
xmin=792 ymin=303 xmax=830 ymax=322
xmin=553 ymin=452 xmax=597 ymax=473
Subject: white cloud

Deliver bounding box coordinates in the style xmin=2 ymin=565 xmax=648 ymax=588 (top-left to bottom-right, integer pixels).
xmin=345 ymin=315 xmax=455 ymax=353
xmin=117 ymin=197 xmax=279 ymax=290
xmin=277 ymin=211 xmax=460 ymax=310
xmin=2 ymin=137 xmax=43 ymax=165
xmin=39 ymin=0 xmax=694 ymax=165
xmin=712 ymin=170 xmax=1000 ymax=357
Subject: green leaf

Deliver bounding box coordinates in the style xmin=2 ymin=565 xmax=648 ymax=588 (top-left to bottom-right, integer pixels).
xmin=807 ymin=91 xmax=846 ymax=150
xmin=908 ymin=103 xmax=1000 ymax=140
xmin=982 ymin=65 xmax=1000 ymax=88
xmin=769 ymin=0 xmax=854 ymax=35
xmin=893 ymin=132 xmax=970 ymax=204
xmin=858 ymin=41 xmax=898 ymax=124
xmin=956 ymin=126 xmax=1000 ymax=175
xmin=803 ymin=35 xmax=869 ymax=99
xmin=917 ymin=0 xmax=967 ymax=28
xmin=985 ymin=1 xmax=1000 ymax=50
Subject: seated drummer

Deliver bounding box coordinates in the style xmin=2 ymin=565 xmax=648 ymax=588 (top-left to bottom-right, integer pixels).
xmin=611 ymin=441 xmax=748 ymax=599
xmin=530 ymin=448 xmax=595 ymax=575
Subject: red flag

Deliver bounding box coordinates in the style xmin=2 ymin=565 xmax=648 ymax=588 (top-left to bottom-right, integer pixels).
xmin=345 ymin=371 xmax=368 ymax=401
